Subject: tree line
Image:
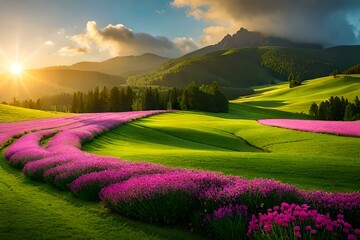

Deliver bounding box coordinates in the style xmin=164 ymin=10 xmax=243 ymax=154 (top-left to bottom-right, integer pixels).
xmin=344 ymin=63 xmax=360 ymax=75
xmin=8 ymin=81 xmax=228 ymax=113
xmin=309 ymin=96 xmax=360 ymax=121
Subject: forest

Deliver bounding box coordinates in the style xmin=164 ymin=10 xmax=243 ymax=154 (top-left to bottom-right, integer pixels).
xmin=8 ymin=81 xmax=229 ymax=113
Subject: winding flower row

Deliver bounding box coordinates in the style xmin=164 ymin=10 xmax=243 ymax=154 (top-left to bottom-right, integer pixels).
xmin=0 ymin=113 xmax=359 ymax=239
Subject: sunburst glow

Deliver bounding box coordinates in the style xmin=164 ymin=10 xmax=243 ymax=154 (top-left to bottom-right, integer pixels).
xmin=10 ymin=64 xmax=23 ymax=75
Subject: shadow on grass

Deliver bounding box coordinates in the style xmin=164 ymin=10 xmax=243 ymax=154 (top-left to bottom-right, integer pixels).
xmin=242 ymin=100 xmax=287 ymax=108
xmin=188 ymin=102 xmax=310 ymax=120
xmin=132 ymin=123 xmax=263 ymax=152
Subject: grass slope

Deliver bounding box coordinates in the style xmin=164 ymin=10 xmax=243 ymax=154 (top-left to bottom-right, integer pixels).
xmin=0 ymin=104 xmax=68 ymax=122
xmin=235 ymin=74 xmax=360 ymax=113
xmin=84 ymin=109 xmax=360 ymax=193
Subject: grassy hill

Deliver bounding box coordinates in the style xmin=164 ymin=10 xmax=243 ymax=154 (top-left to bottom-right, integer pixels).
xmin=0 ymin=104 xmax=68 ymax=122
xmin=235 ymin=74 xmax=360 ymax=113
xmin=48 ymin=53 xmax=170 ymax=76
xmin=85 ymin=75 xmax=360 ymax=193
xmin=126 ymin=46 xmax=360 ymax=88
xmin=0 ymin=69 xmax=125 ymax=102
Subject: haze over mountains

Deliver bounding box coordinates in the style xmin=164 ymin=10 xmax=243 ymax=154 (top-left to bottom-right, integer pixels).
xmin=0 ymin=69 xmax=125 ymax=101
xmin=1 ymin=28 xmax=360 ymax=102
xmin=0 ymin=53 xmax=169 ymax=101
xmin=47 ymin=53 xmax=170 ymax=76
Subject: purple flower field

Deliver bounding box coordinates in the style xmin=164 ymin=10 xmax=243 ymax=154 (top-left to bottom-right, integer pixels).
xmin=258 ymin=119 xmax=360 ymax=137
xmin=1 ymin=112 xmax=359 ymax=239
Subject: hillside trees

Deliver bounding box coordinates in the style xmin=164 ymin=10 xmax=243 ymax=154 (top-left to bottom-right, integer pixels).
xmin=344 ymin=63 xmax=360 ymax=74
xmin=109 ymin=87 xmax=121 ymax=112
xmin=179 ymin=81 xmax=228 ymax=112
xmin=288 ymin=73 xmax=302 ymax=88
xmin=309 ymin=96 xmax=360 ymax=121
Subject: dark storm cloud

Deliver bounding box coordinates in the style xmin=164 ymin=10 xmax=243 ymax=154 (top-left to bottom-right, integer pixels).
xmin=172 ymin=0 xmax=360 ymax=46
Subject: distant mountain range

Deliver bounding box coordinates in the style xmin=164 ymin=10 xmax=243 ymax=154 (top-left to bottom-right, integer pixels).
xmin=127 ymin=45 xmax=360 ymax=88
xmin=46 ymin=53 xmax=170 ymax=76
xmin=1 ymin=27 xmax=359 ymax=102
xmin=125 ymin=29 xmax=360 ymax=88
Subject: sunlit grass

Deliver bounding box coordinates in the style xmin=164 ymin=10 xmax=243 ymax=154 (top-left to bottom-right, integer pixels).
xmin=235 ymin=75 xmax=360 ymax=113
xmin=84 ymin=110 xmax=360 ymax=192
xmin=0 ymin=104 xmax=68 ymax=122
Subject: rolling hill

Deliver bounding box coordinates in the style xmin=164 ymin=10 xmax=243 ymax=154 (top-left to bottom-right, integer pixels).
xmin=235 ymin=74 xmax=360 ymax=113
xmin=47 ymin=53 xmax=170 ymax=76
xmin=126 ymin=46 xmax=360 ymax=88
xmin=0 ymin=69 xmax=125 ymax=102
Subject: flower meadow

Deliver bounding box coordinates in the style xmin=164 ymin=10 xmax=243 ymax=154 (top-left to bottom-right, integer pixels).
xmin=1 ymin=112 xmax=359 ymax=239
xmin=258 ymin=119 xmax=360 ymax=137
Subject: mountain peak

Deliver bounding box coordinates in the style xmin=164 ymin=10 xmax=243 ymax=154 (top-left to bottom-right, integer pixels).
xmin=217 ymin=27 xmax=323 ymax=50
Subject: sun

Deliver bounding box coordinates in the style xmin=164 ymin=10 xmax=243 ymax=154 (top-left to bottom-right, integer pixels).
xmin=11 ymin=64 xmax=23 ymax=75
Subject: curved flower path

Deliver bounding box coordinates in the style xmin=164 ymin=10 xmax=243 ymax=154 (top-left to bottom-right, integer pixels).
xmin=1 ymin=112 xmax=359 ymax=239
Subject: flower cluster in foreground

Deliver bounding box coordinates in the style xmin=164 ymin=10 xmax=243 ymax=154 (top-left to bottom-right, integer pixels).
xmin=1 ymin=112 xmax=359 ymax=239
xmin=248 ymin=202 xmax=360 ymax=240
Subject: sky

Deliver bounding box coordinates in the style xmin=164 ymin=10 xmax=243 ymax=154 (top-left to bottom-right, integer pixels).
xmin=0 ymin=0 xmax=359 ymax=71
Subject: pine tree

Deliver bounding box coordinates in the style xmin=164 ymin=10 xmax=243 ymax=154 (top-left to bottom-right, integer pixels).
xmin=344 ymin=103 xmax=355 ymax=121
xmin=99 ymin=86 xmax=109 ymax=112
xmin=78 ymin=92 xmax=85 ymax=113
xmin=166 ymin=87 xmax=180 ymax=110
xmin=119 ymin=88 xmax=126 ymax=111
xmin=86 ymin=90 xmax=95 ymax=112
xmin=109 ymin=86 xmax=120 ymax=112
xmin=93 ymin=87 xmax=100 ymax=112
xmin=71 ymin=93 xmax=78 ymax=113
xmin=124 ymin=86 xmax=133 ymax=111
xmin=309 ymin=103 xmax=319 ymax=118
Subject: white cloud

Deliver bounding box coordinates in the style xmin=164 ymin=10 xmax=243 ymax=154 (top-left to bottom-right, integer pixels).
xmin=44 ymin=40 xmax=55 ymax=46
xmin=57 ymin=28 xmax=65 ymax=35
xmin=156 ymin=9 xmax=165 ymax=14
xmin=173 ymin=37 xmax=199 ymax=53
xmin=58 ymin=46 xmax=90 ymax=56
xmin=63 ymin=21 xmax=200 ymax=57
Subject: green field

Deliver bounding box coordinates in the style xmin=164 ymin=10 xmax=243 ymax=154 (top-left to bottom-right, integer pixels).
xmin=1 ymin=75 xmax=360 ymax=239
xmin=84 ymin=75 xmax=360 ymax=192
